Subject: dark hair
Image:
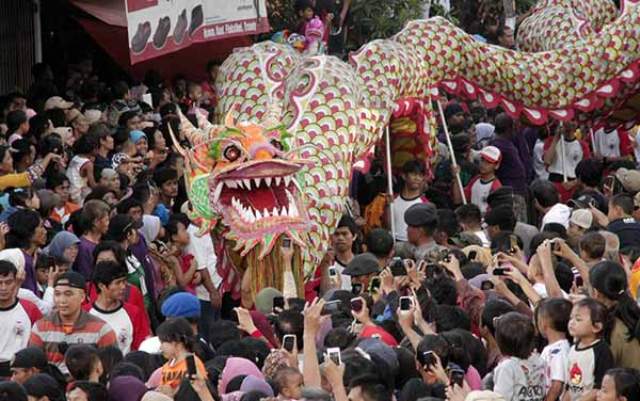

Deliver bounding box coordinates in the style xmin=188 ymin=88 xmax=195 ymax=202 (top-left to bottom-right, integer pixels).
xmin=6 ymin=109 xmax=27 ymax=133
xmin=65 ymin=344 xmax=100 ymax=381
xmin=579 ymin=232 xmax=606 ymax=259
xmin=0 ymin=381 xmax=27 ymax=401
xmin=97 ymin=346 xmax=123 ymax=384
xmin=365 ymin=229 xmax=394 ymax=258
xmin=6 ymin=208 xmax=41 ymax=249
xmin=494 ymin=113 xmax=513 ymax=136
xmin=67 ymin=381 xmax=108 ymax=401
xmin=46 ymin=172 xmax=70 ymax=191
xmin=72 ymin=131 xmax=100 ymax=155
xmin=433 ymin=305 xmax=471 ymax=332
xmin=436 ymin=209 xmax=459 ymax=238
xmin=531 ymin=179 xmax=559 ymax=208
xmin=425 ymin=275 xmax=458 ymax=306
xmin=294 ymin=0 xmax=315 ymax=12
xmin=575 ymin=159 xmax=604 ymax=187
xmin=402 ymin=160 xmax=426 ymax=175
xmin=6 ymin=187 xmax=33 ymax=208
xmin=416 ymin=335 xmax=451 ymax=368
xmin=22 ymin=373 xmax=64 ymax=401
xmin=78 ymin=200 xmax=110 ymax=235
xmin=109 ymin=362 xmax=145 ymax=382
xmin=542 ymin=222 xmax=567 ymax=239
xmin=535 ymin=298 xmax=572 ymax=336
xmin=93 ymin=240 xmax=128 ymax=267
xmin=495 ymin=312 xmax=535 ymax=359
xmin=0 ymin=260 xmax=17 ymax=278
xmin=336 ymin=215 xmax=358 ymax=236
xmin=481 ymin=299 xmax=515 ymax=337
xmin=240 ymin=337 xmax=271 ymax=369
xmin=440 ymin=330 xmax=471 ymax=371
xmin=164 ymin=217 xmax=186 ymax=243
xmin=348 ymin=374 xmax=393 ymax=401
xmin=485 ymin=205 xmax=516 ymax=231
xmin=157 ymin=318 xmax=196 ymax=351
xmin=92 ymin=261 xmax=127 ymax=293
xmin=611 ymin=193 xmax=635 ymax=215
xmin=153 ymin=167 xmax=178 ymax=187
xmin=455 ymin=204 xmax=482 ymax=225
xmin=590 ymin=261 xmax=640 ymax=341
xmin=113 ymin=81 xmax=130 ymax=99
xmin=605 ymin=368 xmax=640 ymax=399
xmin=324 ymin=327 xmax=357 ymax=349
xmin=275 ymin=310 xmax=304 ymax=350
xmin=209 ymin=320 xmax=241 ymax=350
xmin=574 ymin=298 xmax=609 ymax=337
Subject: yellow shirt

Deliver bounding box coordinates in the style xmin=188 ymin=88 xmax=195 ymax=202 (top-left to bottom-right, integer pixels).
xmin=0 ymin=172 xmax=30 ymax=191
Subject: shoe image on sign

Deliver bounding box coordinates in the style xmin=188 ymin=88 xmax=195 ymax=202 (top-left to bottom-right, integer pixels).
xmin=173 ymin=9 xmax=188 ymax=45
xmin=153 ymin=16 xmax=171 ymax=49
xmin=189 ymin=5 xmax=203 ymax=37
xmin=131 ymin=21 xmax=151 ymax=54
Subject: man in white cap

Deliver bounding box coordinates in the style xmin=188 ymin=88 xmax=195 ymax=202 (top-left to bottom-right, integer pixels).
xmin=43 ymin=96 xmax=73 ymax=111
xmin=568 ymin=208 xmax=593 ymax=246
xmin=453 ymin=145 xmax=502 ymax=214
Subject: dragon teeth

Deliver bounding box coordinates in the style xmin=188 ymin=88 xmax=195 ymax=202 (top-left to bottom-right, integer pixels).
xmin=226 ymin=180 xmax=238 ymax=189
xmin=265 ymin=177 xmax=272 ymax=186
xmin=253 ymin=178 xmax=261 ymax=188
xmin=284 ymin=176 xmax=291 ymax=187
xmin=275 ymin=177 xmax=282 ymax=186
xmin=255 ymin=209 xmax=262 ymax=220
xmin=243 ymin=179 xmax=251 ymax=189
xmin=213 ymin=182 xmax=223 ymax=203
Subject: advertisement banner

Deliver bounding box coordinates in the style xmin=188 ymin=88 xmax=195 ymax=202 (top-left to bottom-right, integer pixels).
xmin=126 ymin=0 xmax=269 ymax=64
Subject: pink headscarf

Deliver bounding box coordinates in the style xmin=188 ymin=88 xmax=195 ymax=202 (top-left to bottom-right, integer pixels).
xmin=220 ymin=357 xmax=265 ymax=395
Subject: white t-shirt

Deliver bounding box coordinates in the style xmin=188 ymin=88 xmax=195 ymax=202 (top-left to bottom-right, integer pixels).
xmin=541 ymin=203 xmax=572 ymax=229
xmin=593 ymin=128 xmax=622 ymax=158
xmin=546 ymin=138 xmax=585 ymax=179
xmin=90 ymin=304 xmax=133 ymax=355
xmin=186 ymin=224 xmax=221 ymax=301
xmin=469 ymin=178 xmax=496 ymax=214
xmin=533 ymin=139 xmax=549 ymax=180
xmin=330 ymin=258 xmax=352 ymax=291
xmin=541 ymin=339 xmax=570 ymax=392
xmin=391 ymin=194 xmax=428 ymax=241
xmin=0 ymin=300 xmax=37 ymax=362
xmin=493 ymin=354 xmax=546 ymax=401
xmin=532 ymin=282 xmax=569 ymax=299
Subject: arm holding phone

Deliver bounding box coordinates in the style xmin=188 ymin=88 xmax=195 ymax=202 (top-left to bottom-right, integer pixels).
xmin=537 ymin=240 xmax=564 ymax=298
xmin=303 ymin=298 xmax=325 ymax=388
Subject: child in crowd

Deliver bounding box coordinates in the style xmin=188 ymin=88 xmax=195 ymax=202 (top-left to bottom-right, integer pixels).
xmin=536 ymin=298 xmax=572 ymax=401
xmin=567 ymin=299 xmax=615 ymax=401
xmin=64 ymin=345 xmax=103 ymax=382
xmin=294 ymin=0 xmax=316 ymax=34
xmin=493 ymin=312 xmax=545 ymax=401
xmin=597 ymin=368 xmax=640 ymax=401
xmin=157 ymin=318 xmax=207 ymax=390
xmin=391 ymin=160 xmax=429 ymax=242
xmin=453 ymin=145 xmax=502 ymax=213
xmin=273 ymin=366 xmax=304 ymax=400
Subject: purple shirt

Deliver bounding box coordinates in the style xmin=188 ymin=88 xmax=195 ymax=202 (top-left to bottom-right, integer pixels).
xmin=73 ymin=237 xmax=97 ymax=280
xmin=130 ymin=234 xmax=156 ymax=299
xmin=491 ymin=136 xmax=527 ymax=193
xmin=21 ymin=250 xmax=38 ymax=296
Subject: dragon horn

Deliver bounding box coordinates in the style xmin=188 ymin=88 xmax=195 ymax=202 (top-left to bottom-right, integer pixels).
xmin=195 ymin=108 xmax=214 ymax=132
xmin=224 ymin=109 xmax=236 ymax=128
xmin=167 ymin=122 xmax=188 ymax=159
xmin=176 ymin=105 xmax=206 ymax=145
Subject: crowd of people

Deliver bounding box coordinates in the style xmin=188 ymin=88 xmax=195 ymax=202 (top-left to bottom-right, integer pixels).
xmin=0 ymin=1 xmax=639 ymax=401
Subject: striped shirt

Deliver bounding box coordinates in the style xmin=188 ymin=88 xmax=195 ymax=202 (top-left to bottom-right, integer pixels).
xmin=29 ymin=310 xmax=116 ymax=374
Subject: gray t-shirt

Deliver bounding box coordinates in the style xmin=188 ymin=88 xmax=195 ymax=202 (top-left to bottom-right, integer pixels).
xmin=493 ymin=354 xmax=545 ymax=401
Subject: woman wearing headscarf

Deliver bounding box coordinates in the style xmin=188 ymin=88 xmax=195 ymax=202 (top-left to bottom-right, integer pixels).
xmin=219 ymin=357 xmax=265 ymax=396
xmin=43 ymin=231 xmax=80 ymax=266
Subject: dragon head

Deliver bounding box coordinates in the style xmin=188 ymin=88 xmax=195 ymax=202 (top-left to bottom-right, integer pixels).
xmin=174 ymin=109 xmax=311 ymax=259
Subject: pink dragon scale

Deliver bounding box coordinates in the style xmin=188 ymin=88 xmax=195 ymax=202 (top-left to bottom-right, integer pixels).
xmin=174 ymin=0 xmax=640 ymax=301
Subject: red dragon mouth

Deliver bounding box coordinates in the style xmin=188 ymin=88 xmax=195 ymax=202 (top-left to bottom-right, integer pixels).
xmin=209 ymin=160 xmax=308 ymax=251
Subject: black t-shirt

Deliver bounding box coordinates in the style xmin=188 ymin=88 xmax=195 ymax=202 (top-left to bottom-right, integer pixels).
xmin=607 ymin=218 xmax=640 ymax=249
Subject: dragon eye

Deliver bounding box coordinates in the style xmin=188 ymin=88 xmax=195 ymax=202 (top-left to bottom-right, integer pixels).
xmin=270 ymin=139 xmax=283 ymax=151
xmin=223 ymin=145 xmax=242 ymax=162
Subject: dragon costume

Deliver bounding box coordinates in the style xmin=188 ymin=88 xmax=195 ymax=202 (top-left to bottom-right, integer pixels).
xmin=174 ymin=0 xmax=640 ymax=300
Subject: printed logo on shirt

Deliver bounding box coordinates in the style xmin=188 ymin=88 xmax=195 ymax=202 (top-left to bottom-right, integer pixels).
xmin=118 ymin=329 xmax=130 ymax=348
xmin=14 ymin=320 xmax=25 ymax=337
xmin=569 ymin=362 xmax=583 ymax=388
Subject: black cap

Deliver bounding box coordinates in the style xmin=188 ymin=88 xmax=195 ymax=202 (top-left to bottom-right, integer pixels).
xmin=404 ymin=203 xmax=438 ymax=227
xmin=54 ymin=271 xmax=86 ymax=290
xmin=106 ymin=214 xmax=143 ymax=242
xmin=11 ymin=347 xmax=47 ymax=369
xmin=568 ymin=194 xmax=595 ymax=209
xmin=23 ymin=374 xmax=64 ymax=400
xmin=486 ymin=186 xmax=515 ymax=209
xmin=342 ymin=253 xmax=380 ymax=277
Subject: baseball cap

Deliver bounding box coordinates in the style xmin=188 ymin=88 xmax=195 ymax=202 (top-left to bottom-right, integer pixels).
xmin=44 ymin=96 xmax=73 ymax=111
xmin=161 ymin=292 xmax=201 ymax=318
xmin=11 ymin=347 xmax=47 ymax=369
xmin=480 ymin=146 xmax=502 ymax=163
xmin=568 ymin=193 xmax=596 ymax=209
xmin=54 ymin=271 xmax=86 ymax=290
xmin=342 ymin=253 xmax=380 ymax=277
xmin=615 ymin=168 xmax=640 ymax=193
xmin=570 ymin=209 xmax=593 ymax=229
xmin=357 ymin=338 xmax=399 ymax=372
xmin=404 ymin=203 xmax=438 ymax=227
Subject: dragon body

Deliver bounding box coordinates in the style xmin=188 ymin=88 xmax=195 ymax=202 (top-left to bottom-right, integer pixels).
xmin=177 ymin=0 xmax=640 ymax=299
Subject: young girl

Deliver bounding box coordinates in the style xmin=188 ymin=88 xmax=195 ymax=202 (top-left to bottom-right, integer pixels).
xmin=157 ymin=318 xmax=207 ymax=390
xmin=597 ymin=368 xmax=640 ymax=401
xmin=589 ymin=261 xmax=640 ymax=370
xmin=493 ymin=311 xmax=545 ymax=401
xmin=566 ymin=298 xmax=615 ymax=401
xmin=163 ymin=216 xmax=197 ymax=293
xmin=72 ymin=199 xmax=110 ymax=279
xmin=535 ymin=298 xmax=572 ymax=401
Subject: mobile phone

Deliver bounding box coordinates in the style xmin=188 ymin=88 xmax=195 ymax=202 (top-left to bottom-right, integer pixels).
xmin=440 ymin=250 xmax=451 ymax=263
xmin=327 ymin=347 xmax=341 ymax=365
xmin=321 ymin=300 xmax=341 ymax=315
xmin=493 ymin=267 xmax=509 ymax=276
xmin=369 ymin=277 xmax=381 ymax=292
xmin=186 ymin=354 xmax=197 ymax=379
xmin=230 ymin=309 xmax=239 ymax=324
xmin=273 ymin=296 xmax=285 ymax=312
xmin=350 ymin=297 xmax=364 ymax=313
xmin=328 ymin=267 xmax=337 ymax=278
xmin=390 ymin=257 xmax=407 ymax=276
xmin=282 ymin=334 xmax=296 ymax=352
xmin=352 ymin=283 xmax=363 ymax=295
xmin=399 ymin=296 xmax=413 ymax=311
xmin=282 ymin=237 xmax=292 ymax=248
xmin=417 ymin=350 xmax=436 ymax=367
xmin=509 ymin=235 xmax=518 ymax=255
xmin=449 ymin=366 xmax=465 ymax=387
xmin=550 ymin=239 xmax=561 ymax=252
